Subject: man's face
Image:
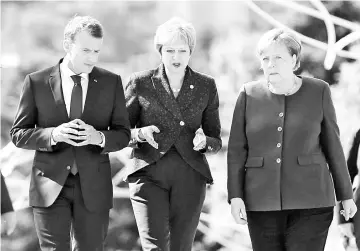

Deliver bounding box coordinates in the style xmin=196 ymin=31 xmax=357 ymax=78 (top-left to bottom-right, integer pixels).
xmin=64 ymin=30 xmax=103 ymax=74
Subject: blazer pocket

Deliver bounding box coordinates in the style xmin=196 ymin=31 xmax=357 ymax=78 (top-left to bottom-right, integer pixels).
xmin=297 ymin=154 xmax=326 ymax=166
xmin=245 ymin=157 xmax=264 ymax=168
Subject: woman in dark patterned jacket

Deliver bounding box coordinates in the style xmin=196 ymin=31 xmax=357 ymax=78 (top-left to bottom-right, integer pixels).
xmin=125 ymin=17 xmax=222 ymax=251
xmin=227 ymin=28 xmax=357 ymax=251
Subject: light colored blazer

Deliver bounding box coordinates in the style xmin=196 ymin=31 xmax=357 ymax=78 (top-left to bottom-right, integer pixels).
xmin=227 ymin=76 xmax=352 ymax=211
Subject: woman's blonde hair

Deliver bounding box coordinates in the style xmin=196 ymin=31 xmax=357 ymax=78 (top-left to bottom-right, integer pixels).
xmin=257 ymin=28 xmax=302 ymax=71
xmin=154 ymin=17 xmax=196 ymax=55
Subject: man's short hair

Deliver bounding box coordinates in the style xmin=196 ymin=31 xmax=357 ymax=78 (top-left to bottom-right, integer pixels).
xmin=64 ymin=15 xmax=103 ymax=43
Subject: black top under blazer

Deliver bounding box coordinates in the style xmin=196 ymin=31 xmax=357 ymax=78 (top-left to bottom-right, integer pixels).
xmin=125 ymin=64 xmax=222 ymax=183
xmin=227 ymin=76 xmax=353 ymax=211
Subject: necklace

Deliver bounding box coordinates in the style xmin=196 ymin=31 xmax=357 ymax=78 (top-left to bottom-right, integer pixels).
xmin=268 ymin=77 xmax=298 ymax=96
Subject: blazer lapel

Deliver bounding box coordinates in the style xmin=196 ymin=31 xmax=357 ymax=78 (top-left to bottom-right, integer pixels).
xmin=176 ymin=67 xmax=197 ymax=111
xmin=81 ymin=67 xmax=101 ymax=122
xmin=151 ymin=65 xmax=182 ymax=120
xmin=49 ymin=59 xmax=69 ymax=122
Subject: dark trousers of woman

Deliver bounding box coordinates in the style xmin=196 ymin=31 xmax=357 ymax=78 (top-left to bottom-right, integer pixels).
xmin=128 ymin=148 xmax=206 ymax=251
xmin=247 ymin=207 xmax=334 ymax=251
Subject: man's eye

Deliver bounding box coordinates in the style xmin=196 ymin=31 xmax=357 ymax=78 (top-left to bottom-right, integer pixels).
xmin=166 ymin=50 xmax=175 ymax=53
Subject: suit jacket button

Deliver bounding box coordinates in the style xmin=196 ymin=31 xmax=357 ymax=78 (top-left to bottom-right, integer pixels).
xmin=66 ymin=166 xmax=71 ymax=170
xmin=277 ymin=127 xmax=282 ymax=132
xmin=180 ymin=121 xmax=185 ymax=126
xmin=276 ymin=158 xmax=281 ymax=163
xmin=279 ymin=112 xmax=284 ymax=117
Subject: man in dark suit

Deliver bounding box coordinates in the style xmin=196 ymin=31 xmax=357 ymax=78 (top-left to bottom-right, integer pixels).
xmin=10 ymin=16 xmax=130 ymax=251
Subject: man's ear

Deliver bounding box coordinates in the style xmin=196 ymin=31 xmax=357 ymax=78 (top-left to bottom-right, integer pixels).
xmin=63 ymin=40 xmax=71 ymax=53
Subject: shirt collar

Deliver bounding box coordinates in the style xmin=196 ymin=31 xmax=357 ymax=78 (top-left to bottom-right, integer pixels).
xmin=61 ymin=56 xmax=89 ymax=81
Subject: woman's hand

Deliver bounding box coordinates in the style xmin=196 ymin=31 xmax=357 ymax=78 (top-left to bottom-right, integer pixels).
xmin=193 ymin=128 xmax=206 ymax=151
xmin=139 ymin=125 xmax=160 ymax=149
xmin=341 ymin=199 xmax=357 ymax=221
xmin=231 ymin=198 xmax=247 ymax=225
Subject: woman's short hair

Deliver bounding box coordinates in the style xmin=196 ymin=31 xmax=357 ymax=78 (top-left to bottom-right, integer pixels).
xmin=154 ymin=17 xmax=196 ymax=55
xmin=64 ymin=15 xmax=103 ymax=43
xmin=257 ymin=28 xmax=302 ymax=71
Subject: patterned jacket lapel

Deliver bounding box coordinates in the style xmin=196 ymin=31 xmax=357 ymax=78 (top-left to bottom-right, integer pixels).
xmin=176 ymin=67 xmax=197 ymax=111
xmin=151 ymin=65 xmax=182 ymax=120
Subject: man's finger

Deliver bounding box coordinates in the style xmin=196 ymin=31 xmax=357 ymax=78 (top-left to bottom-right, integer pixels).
xmin=63 ymin=128 xmax=80 ymax=135
xmin=63 ymin=138 xmax=78 ymax=146
xmin=72 ymin=119 xmax=85 ymax=125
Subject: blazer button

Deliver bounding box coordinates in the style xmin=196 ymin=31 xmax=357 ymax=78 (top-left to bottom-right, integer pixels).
xmin=66 ymin=166 xmax=71 ymax=170
xmin=276 ymin=158 xmax=281 ymax=163
xmin=180 ymin=121 xmax=185 ymax=126
xmin=277 ymin=127 xmax=282 ymax=132
xmin=277 ymin=143 xmax=281 ymax=148
xmin=279 ymin=112 xmax=284 ymax=117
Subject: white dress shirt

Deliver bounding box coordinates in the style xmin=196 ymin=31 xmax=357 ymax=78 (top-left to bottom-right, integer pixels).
xmin=51 ymin=57 xmax=105 ymax=147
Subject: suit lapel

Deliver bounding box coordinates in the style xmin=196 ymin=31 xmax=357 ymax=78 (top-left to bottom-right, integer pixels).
xmin=81 ymin=67 xmax=101 ymax=122
xmin=49 ymin=59 xmax=69 ymax=122
xmin=176 ymin=67 xmax=197 ymax=111
xmin=151 ymin=65 xmax=182 ymax=120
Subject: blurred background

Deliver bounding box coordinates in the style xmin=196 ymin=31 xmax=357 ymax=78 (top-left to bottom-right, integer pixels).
xmin=1 ymin=1 xmax=360 ymax=250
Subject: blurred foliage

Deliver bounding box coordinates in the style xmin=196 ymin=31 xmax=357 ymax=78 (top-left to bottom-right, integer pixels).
xmin=1 ymin=1 xmax=360 ymax=251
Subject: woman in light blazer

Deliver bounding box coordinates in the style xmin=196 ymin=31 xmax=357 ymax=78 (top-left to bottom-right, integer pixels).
xmin=125 ymin=17 xmax=222 ymax=251
xmin=227 ymin=28 xmax=357 ymax=251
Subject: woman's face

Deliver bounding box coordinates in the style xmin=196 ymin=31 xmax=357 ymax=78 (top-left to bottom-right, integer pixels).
xmin=260 ymin=41 xmax=296 ymax=84
xmin=161 ymin=37 xmax=191 ymax=76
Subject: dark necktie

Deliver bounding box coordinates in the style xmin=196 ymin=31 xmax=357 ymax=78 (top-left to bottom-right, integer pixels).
xmin=70 ymin=75 xmax=83 ymax=120
xmin=69 ymin=75 xmax=83 ymax=175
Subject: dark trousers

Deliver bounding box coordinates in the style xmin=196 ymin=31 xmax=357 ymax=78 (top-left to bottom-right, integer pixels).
xmin=247 ymin=207 xmax=334 ymax=251
xmin=128 ymin=148 xmax=206 ymax=251
xmin=33 ymin=173 xmax=109 ymax=251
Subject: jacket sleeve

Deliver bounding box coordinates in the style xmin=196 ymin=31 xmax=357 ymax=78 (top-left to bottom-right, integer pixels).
xmin=227 ymin=86 xmax=248 ymax=202
xmin=320 ymin=83 xmax=352 ymax=201
xmin=100 ymin=75 xmax=131 ymax=153
xmin=201 ymin=79 xmax=222 ymax=154
xmin=10 ymin=75 xmax=55 ymax=152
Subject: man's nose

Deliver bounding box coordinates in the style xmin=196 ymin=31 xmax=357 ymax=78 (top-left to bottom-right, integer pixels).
xmin=88 ymin=52 xmax=99 ymax=63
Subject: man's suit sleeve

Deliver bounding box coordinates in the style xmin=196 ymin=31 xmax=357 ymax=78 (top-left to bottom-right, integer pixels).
xmin=100 ymin=75 xmax=131 ymax=153
xmin=200 ymin=79 xmax=222 ymax=154
xmin=10 ymin=75 xmax=55 ymax=152
xmin=320 ymin=83 xmax=352 ymax=201
xmin=124 ymin=75 xmax=142 ymax=148
xmin=227 ymin=86 xmax=248 ymax=203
